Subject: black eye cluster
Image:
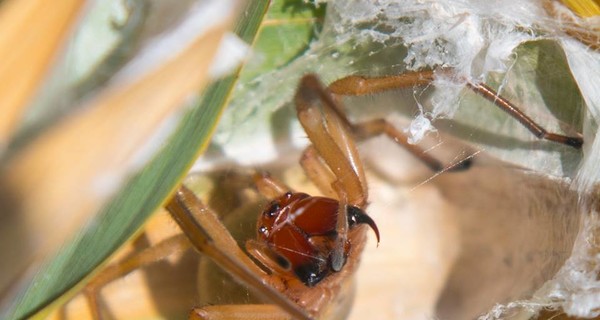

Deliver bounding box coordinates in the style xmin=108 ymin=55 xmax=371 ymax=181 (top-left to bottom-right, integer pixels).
xmin=265 ymin=201 xmax=280 ymax=218
xmin=259 ymin=200 xmax=281 ymax=237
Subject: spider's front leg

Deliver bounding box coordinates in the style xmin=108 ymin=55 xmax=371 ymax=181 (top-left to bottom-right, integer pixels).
xmin=295 ymin=75 xmax=369 ymax=208
xmin=168 ymin=186 xmax=311 ymax=320
xmin=294 ymin=75 xmax=372 ymax=273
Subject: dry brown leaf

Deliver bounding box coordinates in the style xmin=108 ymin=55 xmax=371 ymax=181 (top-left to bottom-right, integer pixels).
xmin=0 ymin=3 xmax=235 ymax=303
xmin=0 ymin=0 xmax=86 ymax=147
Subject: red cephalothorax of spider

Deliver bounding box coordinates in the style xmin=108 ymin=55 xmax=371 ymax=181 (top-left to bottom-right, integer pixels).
xmin=257 ymin=192 xmax=380 ymax=287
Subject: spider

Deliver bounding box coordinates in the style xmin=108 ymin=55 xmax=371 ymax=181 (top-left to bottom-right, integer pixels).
xmin=77 ymin=69 xmax=582 ymax=320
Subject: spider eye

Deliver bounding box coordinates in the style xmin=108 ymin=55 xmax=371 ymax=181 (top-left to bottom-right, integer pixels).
xmin=265 ymin=202 xmax=280 ymax=218
xmin=258 ymin=225 xmax=268 ymax=235
xmin=275 ymin=254 xmax=291 ymax=270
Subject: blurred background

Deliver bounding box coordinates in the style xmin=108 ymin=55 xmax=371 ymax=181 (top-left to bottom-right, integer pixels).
xmin=0 ymin=0 xmax=599 ymax=319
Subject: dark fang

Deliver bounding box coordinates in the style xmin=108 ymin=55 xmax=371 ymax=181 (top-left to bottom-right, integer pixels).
xmin=347 ymin=206 xmax=380 ymax=244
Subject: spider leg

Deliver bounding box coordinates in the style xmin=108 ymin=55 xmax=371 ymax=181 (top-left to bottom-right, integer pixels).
xmin=83 ymin=233 xmax=191 ymax=320
xmin=328 ymin=70 xmax=435 ymax=96
xmin=354 ymin=118 xmax=471 ymax=171
xmin=466 ymin=82 xmax=583 ymax=148
xmin=299 ymin=146 xmax=338 ymax=199
xmin=295 ymin=75 xmax=369 ymax=276
xmin=252 ymin=171 xmax=291 ymax=199
xmin=81 ymin=185 xmax=312 ymax=320
xmin=295 ymin=75 xmax=368 ymax=208
xmin=328 ymin=70 xmax=583 ymax=149
xmin=327 ymin=71 xmax=470 ymax=171
xmin=330 ymin=181 xmax=349 ymax=272
xmin=190 ymin=304 xmax=290 ymax=320
xmin=167 ymin=185 xmax=312 ymax=320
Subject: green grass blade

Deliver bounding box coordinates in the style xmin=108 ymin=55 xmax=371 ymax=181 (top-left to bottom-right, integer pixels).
xmin=4 ymin=1 xmax=271 ymax=319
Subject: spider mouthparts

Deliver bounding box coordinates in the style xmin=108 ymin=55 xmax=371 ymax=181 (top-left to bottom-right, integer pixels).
xmin=347 ymin=206 xmax=380 ymax=245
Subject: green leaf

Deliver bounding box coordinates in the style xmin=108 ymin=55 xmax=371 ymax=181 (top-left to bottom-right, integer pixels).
xmin=211 ymin=0 xmax=327 ymax=163
xmin=4 ymin=1 xmax=271 ymax=319
xmin=239 ymin=0 xmax=326 ymax=82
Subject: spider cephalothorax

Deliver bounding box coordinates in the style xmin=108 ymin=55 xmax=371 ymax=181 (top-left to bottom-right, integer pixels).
xmin=257 ymin=191 xmax=379 ymax=286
